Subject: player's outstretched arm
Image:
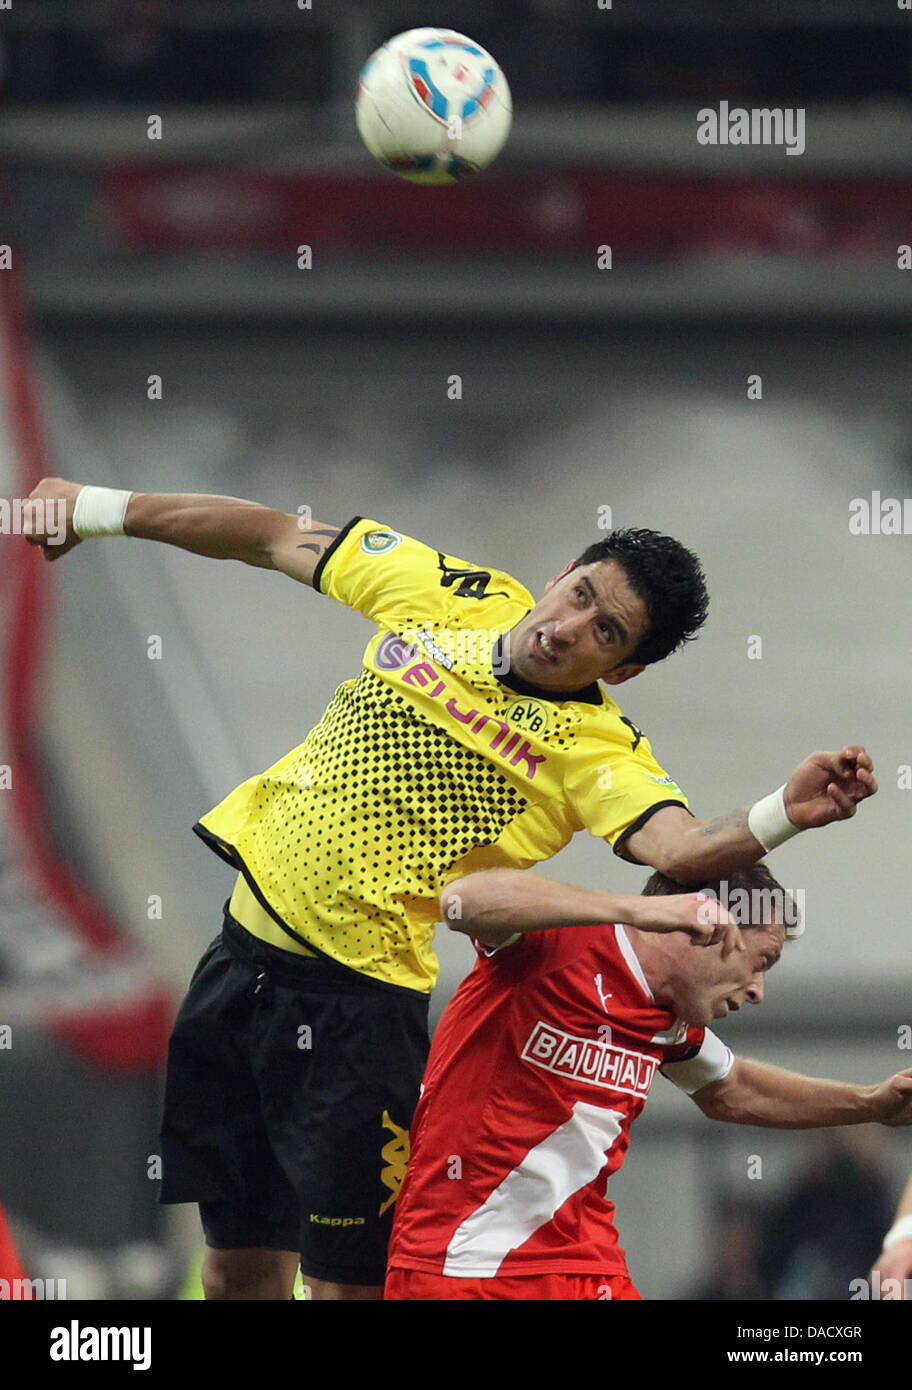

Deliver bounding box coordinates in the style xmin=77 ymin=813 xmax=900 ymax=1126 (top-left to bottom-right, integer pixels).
xmin=622 ymin=747 xmax=877 ymax=883
xmin=871 ymin=1172 xmax=912 ymax=1297
xmin=441 ymin=868 xmax=741 ymax=954
xmin=692 ymin=1058 xmax=912 ymax=1129
xmin=22 ymin=478 xmax=339 ymax=587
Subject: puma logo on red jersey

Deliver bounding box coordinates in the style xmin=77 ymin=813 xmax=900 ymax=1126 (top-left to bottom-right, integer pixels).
xmin=593 ymin=973 xmax=613 ymax=1012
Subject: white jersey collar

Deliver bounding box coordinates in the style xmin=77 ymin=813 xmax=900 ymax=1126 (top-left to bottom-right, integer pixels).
xmin=613 ymin=923 xmax=655 ymax=1002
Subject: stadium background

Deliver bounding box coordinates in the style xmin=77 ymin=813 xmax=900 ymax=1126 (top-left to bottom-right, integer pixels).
xmin=1 ymin=0 xmax=910 ymax=1300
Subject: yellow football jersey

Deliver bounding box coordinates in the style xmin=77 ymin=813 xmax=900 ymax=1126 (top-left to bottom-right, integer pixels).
xmin=195 ymin=518 xmax=689 ymax=993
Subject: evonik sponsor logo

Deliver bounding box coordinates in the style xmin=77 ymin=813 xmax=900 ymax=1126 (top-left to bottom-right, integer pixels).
xmin=398 ymin=658 xmax=547 ymax=781
xmin=373 ymin=627 xmax=509 ymax=676
xmin=374 ymin=632 xmax=419 ymax=671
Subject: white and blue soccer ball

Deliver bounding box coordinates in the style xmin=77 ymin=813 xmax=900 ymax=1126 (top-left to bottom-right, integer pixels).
xmin=355 ymin=28 xmax=512 ymax=185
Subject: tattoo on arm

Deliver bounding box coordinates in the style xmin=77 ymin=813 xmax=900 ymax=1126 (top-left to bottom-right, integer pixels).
xmin=296 ymin=525 xmax=340 ymax=555
xmin=694 ymin=809 xmax=751 ymax=838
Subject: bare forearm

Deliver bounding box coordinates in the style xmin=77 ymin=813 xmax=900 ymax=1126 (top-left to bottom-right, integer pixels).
xmin=627 ymin=748 xmax=878 ymax=880
xmin=622 ymin=804 xmax=770 ymax=882
xmin=439 ymin=868 xmax=721 ymax=950
xmin=24 ymin=477 xmax=338 ymax=583
xmin=697 ymin=1058 xmax=879 ymax=1129
xmin=664 ymin=810 xmax=766 ymax=882
xmin=124 ymin=492 xmax=288 ymax=567
xmin=444 ymin=869 xmax=640 ymax=937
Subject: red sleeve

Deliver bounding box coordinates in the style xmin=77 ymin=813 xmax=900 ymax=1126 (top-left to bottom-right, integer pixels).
xmin=662 ymin=1023 xmax=706 ymax=1066
xmin=470 ymin=928 xmax=563 ymax=979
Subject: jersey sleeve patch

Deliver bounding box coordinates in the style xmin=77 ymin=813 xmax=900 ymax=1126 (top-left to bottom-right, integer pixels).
xmin=318 ymin=517 xmax=526 ymax=628
xmin=359 ymin=528 xmax=404 ymax=554
xmin=565 ymin=726 xmax=690 ymax=850
xmin=660 ymin=1028 xmax=734 ymax=1094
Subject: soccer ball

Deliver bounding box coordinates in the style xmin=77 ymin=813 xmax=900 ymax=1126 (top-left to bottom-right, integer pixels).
xmin=355 ymin=28 xmax=512 ymax=185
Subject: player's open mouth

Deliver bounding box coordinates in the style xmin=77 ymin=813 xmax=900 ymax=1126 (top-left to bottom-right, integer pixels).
xmin=534 ymin=631 xmax=557 ymax=663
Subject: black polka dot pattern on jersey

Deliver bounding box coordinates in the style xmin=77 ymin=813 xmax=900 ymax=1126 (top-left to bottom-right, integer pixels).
xmin=249 ymin=668 xmax=530 ymax=984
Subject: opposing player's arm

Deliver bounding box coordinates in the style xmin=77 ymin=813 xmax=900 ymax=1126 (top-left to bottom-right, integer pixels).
xmin=691 ymin=1056 xmax=912 ymax=1129
xmin=23 ymin=478 xmax=339 ymax=587
xmin=441 ymin=868 xmax=740 ymax=953
xmin=871 ymin=1171 xmax=912 ymax=1295
xmin=622 ymin=748 xmax=877 ymax=883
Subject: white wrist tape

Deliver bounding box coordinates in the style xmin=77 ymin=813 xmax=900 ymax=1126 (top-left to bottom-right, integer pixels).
xmin=883 ymin=1214 xmax=912 ymax=1250
xmin=72 ymin=486 xmax=133 ymax=539
xmin=747 ymin=785 xmax=799 ymax=853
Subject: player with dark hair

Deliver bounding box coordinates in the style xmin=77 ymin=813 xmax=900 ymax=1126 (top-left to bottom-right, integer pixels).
xmin=567 ymin=527 xmax=708 ymax=666
xmin=23 ymin=480 xmax=876 ymax=1301
xmin=386 ymin=865 xmax=912 ymax=1300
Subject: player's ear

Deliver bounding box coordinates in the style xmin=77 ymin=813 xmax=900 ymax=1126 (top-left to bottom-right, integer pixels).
xmin=601 ymin=663 xmax=645 ymax=686
xmin=545 ymin=562 xmax=575 ymax=593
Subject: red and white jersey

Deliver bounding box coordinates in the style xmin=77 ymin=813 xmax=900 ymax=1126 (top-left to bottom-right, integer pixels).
xmin=388 ymin=923 xmax=734 ymax=1278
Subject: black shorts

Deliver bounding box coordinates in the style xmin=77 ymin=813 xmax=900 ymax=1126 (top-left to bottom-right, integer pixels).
xmin=159 ymin=909 xmax=430 ymax=1287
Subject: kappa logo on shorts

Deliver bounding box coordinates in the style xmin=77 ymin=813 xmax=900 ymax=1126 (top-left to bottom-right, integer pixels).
xmin=378 ymin=1110 xmax=410 ymax=1216
xmin=308 ymin=1213 xmax=366 ymax=1227
xmin=360 ymin=529 xmax=403 ymax=554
